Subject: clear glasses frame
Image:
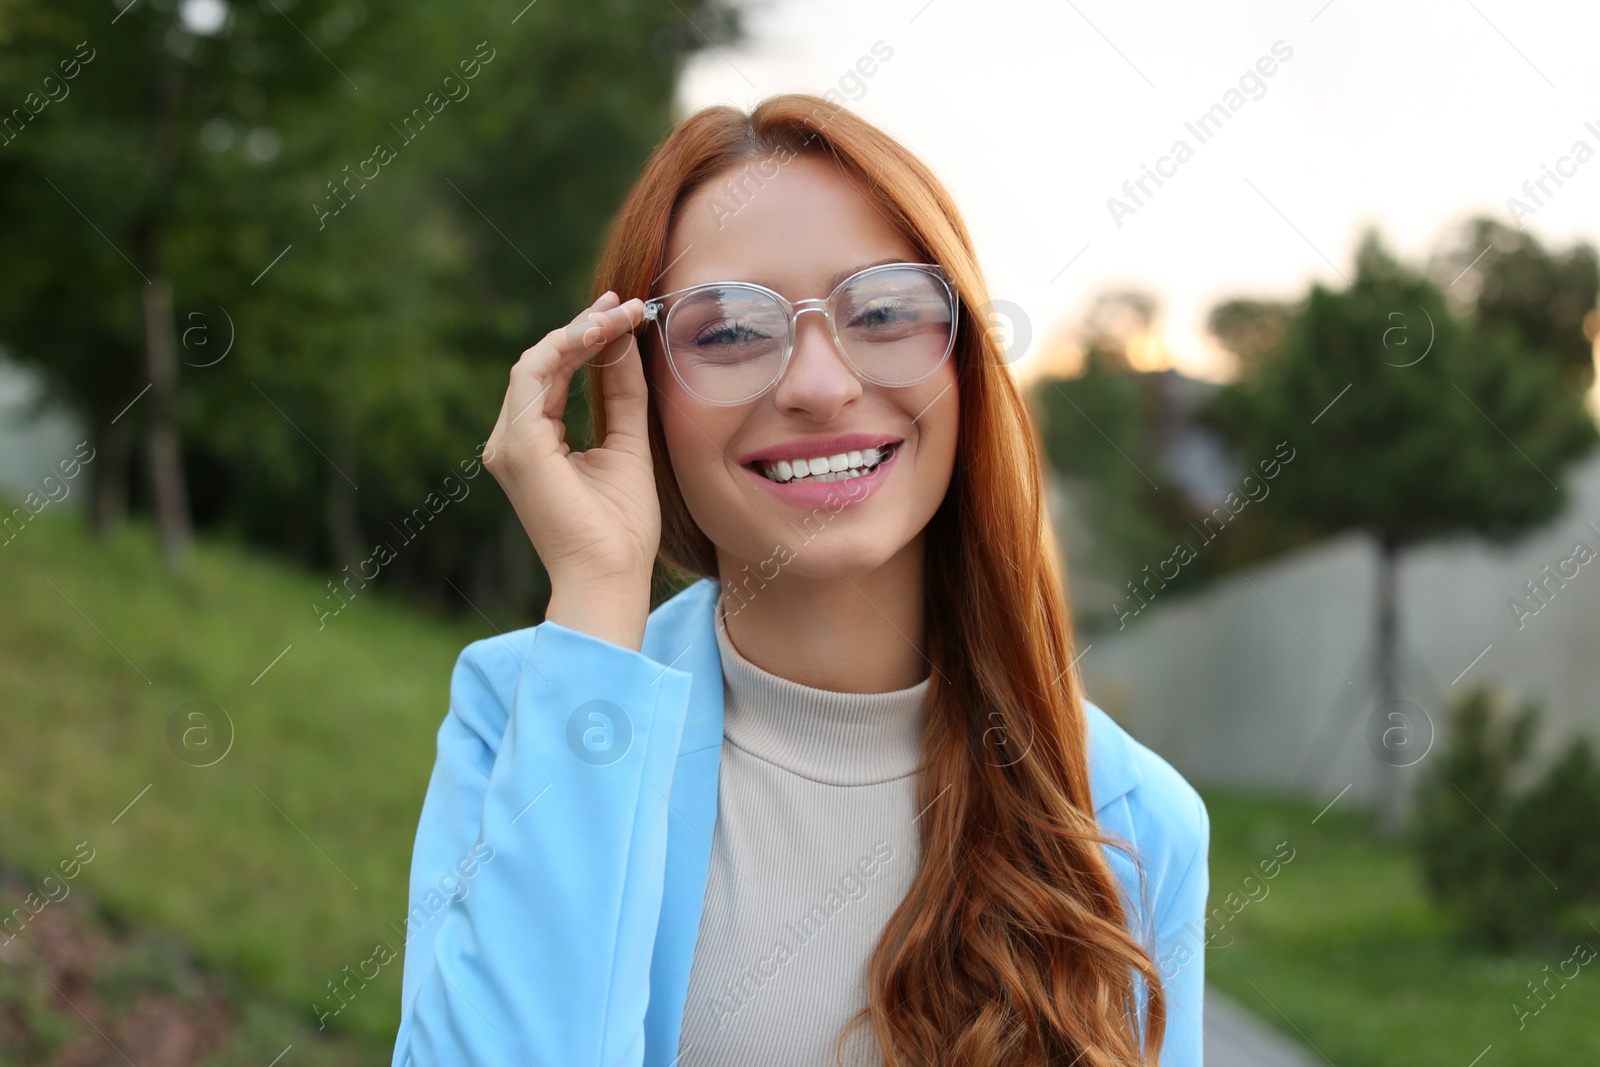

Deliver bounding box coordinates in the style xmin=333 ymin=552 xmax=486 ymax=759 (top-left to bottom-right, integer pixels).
xmin=639 ymin=261 xmax=960 ymax=406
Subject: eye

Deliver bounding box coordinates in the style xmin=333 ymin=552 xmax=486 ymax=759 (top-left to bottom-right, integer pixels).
xmin=691 ymin=319 xmax=773 ymax=346
xmin=848 ymin=297 xmax=917 ymax=330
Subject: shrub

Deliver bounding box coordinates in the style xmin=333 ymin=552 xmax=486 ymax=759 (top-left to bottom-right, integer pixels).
xmin=1411 ymin=685 xmax=1600 ymax=949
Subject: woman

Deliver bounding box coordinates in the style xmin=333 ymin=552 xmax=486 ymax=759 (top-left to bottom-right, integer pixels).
xmin=390 ymin=93 xmax=1208 ymax=1067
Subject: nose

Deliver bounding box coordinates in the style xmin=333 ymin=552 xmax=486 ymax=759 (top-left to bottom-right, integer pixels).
xmin=770 ymin=307 xmax=861 ymax=419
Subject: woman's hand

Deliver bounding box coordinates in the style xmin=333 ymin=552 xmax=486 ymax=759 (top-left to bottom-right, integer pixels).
xmin=484 ymin=291 xmax=659 ymax=649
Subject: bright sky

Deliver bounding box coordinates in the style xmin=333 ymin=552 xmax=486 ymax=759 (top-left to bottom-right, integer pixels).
xmin=676 ymin=0 xmax=1600 ymax=384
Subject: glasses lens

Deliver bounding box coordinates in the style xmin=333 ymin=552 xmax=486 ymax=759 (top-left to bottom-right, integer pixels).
xmin=663 ymin=285 xmax=787 ymax=403
xmin=835 ymin=267 xmax=955 ymax=385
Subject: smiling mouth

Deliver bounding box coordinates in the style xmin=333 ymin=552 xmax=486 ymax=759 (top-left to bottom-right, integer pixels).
xmin=748 ymin=442 xmax=899 ymax=484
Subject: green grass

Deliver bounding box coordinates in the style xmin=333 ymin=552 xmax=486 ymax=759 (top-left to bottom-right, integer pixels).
xmin=0 ymin=502 xmax=485 ymax=1057
xmin=1201 ymin=789 xmax=1600 ymax=1065
xmin=5 ymin=502 xmax=1599 ymax=1063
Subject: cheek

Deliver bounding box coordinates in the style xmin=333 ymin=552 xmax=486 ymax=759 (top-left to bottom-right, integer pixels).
xmin=651 ymin=355 xmax=703 ymax=470
xmin=654 ymin=381 xmax=737 ymax=507
xmin=916 ymin=369 xmax=960 ymax=476
xmin=657 ymin=394 xmax=706 ymax=490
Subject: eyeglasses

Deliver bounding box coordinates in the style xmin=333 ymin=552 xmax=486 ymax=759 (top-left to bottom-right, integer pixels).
xmin=640 ymin=261 xmax=959 ymax=406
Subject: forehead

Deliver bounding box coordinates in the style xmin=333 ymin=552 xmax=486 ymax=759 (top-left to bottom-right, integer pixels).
xmin=659 ymin=153 xmax=922 ymax=300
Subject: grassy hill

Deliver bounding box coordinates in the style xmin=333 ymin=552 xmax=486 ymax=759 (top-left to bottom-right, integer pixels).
xmin=0 ymin=501 xmax=485 ymax=1060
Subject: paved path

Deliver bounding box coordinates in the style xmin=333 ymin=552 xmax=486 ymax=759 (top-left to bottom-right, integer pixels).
xmin=1206 ymin=985 xmax=1326 ymax=1067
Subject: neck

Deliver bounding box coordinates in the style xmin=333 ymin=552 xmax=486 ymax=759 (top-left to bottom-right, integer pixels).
xmin=713 ymin=534 xmax=929 ymax=693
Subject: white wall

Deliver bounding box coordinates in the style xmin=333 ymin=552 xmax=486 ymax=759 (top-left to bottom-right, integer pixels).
xmin=1073 ymin=451 xmax=1600 ymax=810
xmin=0 ymin=355 xmax=86 ymax=506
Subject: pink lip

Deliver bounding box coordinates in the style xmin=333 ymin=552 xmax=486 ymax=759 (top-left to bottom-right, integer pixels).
xmin=742 ymin=441 xmax=902 ymax=509
xmin=736 ymin=431 xmax=904 ymax=467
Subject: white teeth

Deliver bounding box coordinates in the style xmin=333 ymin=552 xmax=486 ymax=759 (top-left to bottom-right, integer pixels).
xmin=758 ymin=444 xmax=894 ymax=484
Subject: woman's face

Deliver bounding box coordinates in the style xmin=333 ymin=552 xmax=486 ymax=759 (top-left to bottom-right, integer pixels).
xmin=649 ymin=153 xmax=960 ymax=582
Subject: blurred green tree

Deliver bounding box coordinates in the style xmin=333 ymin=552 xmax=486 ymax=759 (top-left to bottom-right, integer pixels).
xmin=1208 ymin=296 xmax=1293 ymax=385
xmin=1433 ymin=216 xmax=1599 ymax=396
xmin=0 ymin=0 xmax=389 ymax=571
xmin=1204 ymin=228 xmax=1599 ymax=835
xmin=0 ymin=0 xmax=743 ymax=622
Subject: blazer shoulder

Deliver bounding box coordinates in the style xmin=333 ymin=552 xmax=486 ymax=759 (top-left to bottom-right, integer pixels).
xmin=1084 ymin=699 xmax=1208 ymax=867
xmin=442 ymin=578 xmax=717 ymax=747
xmin=442 ymin=627 xmax=537 ymax=748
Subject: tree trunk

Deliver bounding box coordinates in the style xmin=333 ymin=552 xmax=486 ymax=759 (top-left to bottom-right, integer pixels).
xmin=141 ymin=275 xmax=193 ymax=572
xmin=1374 ymin=537 xmax=1403 ymax=837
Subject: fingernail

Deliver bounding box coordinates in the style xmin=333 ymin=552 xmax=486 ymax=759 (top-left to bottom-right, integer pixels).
xmin=583 ymin=327 xmax=603 ymax=346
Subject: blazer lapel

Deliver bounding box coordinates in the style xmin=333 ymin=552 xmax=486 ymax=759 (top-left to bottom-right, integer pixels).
xmin=1083 ymin=699 xmax=1147 ymax=930
xmin=1085 ymin=699 xmax=1142 ymax=818
xmin=641 ymin=579 xmax=725 ymax=1066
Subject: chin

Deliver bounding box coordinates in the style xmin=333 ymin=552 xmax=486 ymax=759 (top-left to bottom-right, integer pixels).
xmin=779 ymin=523 xmax=911 ymax=576
xmin=779 ymin=550 xmax=895 ymax=582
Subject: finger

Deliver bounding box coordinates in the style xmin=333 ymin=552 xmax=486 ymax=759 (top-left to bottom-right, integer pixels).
xmin=541 ymin=302 xmax=638 ymax=419
xmin=520 ymin=310 xmax=625 ymax=419
xmin=520 ymin=292 xmax=622 ymax=381
xmin=507 ymin=296 xmax=627 ymax=432
xmin=492 ymin=296 xmax=626 ymax=498
xmin=504 ymin=354 xmax=565 ymax=434
xmin=582 ymin=299 xmax=642 ymax=344
xmin=585 ymin=299 xmax=648 ymax=369
xmin=598 ymin=320 xmax=652 ymax=459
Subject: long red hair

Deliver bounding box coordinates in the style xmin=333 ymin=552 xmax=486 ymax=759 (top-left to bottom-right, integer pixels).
xmin=584 ymin=94 xmax=1166 ymax=1067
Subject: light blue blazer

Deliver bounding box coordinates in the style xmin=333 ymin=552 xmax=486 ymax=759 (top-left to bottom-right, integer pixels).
xmin=390 ymin=576 xmax=1209 ymax=1066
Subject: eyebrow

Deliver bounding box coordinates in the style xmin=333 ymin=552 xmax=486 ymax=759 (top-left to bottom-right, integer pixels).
xmin=822 ymin=257 xmax=911 ymax=293
xmin=663 ymin=257 xmax=917 ymax=300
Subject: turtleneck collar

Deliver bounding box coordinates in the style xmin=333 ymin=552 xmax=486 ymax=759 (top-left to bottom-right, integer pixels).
xmin=712 ymin=591 xmax=930 ymax=786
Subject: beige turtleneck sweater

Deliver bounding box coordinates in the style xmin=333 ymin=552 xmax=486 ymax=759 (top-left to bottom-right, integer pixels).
xmin=676 ymin=592 xmax=932 ymax=1067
